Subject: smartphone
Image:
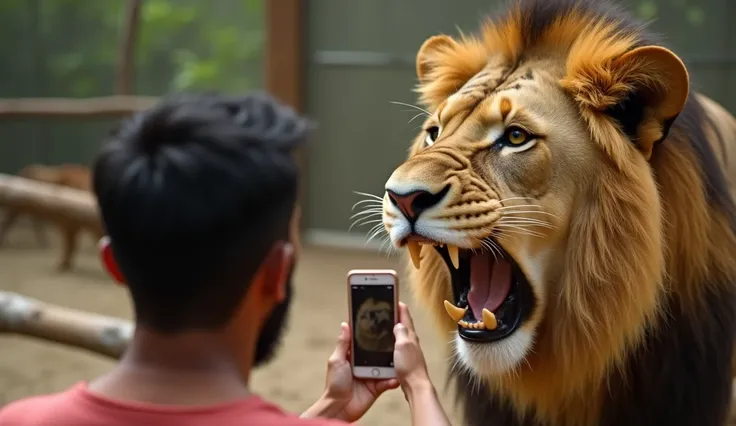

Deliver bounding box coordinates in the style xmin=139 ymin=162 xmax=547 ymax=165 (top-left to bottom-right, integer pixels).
xmin=347 ymin=269 xmax=399 ymax=379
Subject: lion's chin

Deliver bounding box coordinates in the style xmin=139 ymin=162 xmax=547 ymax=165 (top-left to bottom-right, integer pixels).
xmin=454 ymin=328 xmax=536 ymax=377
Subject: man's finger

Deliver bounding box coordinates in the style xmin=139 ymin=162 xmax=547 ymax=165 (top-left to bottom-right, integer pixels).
xmin=328 ymin=322 xmax=351 ymax=365
xmin=398 ymin=302 xmax=416 ymax=333
xmin=374 ymin=378 xmax=400 ymax=394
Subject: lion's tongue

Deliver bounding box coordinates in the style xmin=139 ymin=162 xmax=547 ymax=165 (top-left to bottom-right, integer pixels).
xmin=468 ymin=252 xmax=512 ymax=320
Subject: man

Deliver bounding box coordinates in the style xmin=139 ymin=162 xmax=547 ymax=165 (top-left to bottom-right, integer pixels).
xmin=0 ymin=92 xmax=452 ymax=425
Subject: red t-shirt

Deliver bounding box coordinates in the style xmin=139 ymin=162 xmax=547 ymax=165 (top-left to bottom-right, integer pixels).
xmin=0 ymin=382 xmax=349 ymax=426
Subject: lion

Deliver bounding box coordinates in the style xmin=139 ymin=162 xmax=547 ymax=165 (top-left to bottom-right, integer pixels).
xmin=377 ymin=0 xmax=736 ymax=425
xmin=0 ymin=163 xmax=101 ymax=271
xmin=354 ymin=297 xmax=395 ymax=352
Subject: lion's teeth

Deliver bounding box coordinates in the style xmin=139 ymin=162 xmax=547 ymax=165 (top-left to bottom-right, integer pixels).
xmin=482 ymin=308 xmax=497 ymax=330
xmin=444 ymin=300 xmax=467 ymax=322
xmin=407 ymin=241 xmax=422 ymax=269
xmin=447 ymin=245 xmax=460 ymax=269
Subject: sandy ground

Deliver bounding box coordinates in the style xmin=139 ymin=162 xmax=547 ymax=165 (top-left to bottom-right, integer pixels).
xmin=0 ymin=222 xmax=462 ymax=425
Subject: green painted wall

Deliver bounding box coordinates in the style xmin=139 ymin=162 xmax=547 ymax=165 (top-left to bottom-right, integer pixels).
xmin=302 ymin=0 xmax=736 ymax=235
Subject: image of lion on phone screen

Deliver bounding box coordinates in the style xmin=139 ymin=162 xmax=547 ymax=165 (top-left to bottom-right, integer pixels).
xmin=355 ymin=298 xmax=394 ymax=352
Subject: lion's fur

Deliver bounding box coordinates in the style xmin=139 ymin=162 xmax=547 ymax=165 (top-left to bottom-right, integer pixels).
xmin=384 ymin=0 xmax=736 ymax=425
xmin=0 ymin=163 xmax=101 ymax=271
xmin=355 ymin=297 xmax=394 ymax=353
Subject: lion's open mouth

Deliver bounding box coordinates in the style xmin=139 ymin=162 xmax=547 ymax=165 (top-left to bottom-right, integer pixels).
xmin=403 ymin=236 xmax=535 ymax=343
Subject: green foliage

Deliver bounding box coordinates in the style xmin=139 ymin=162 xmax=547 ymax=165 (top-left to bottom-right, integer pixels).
xmin=137 ymin=0 xmax=264 ymax=94
xmin=0 ymin=0 xmax=264 ymax=98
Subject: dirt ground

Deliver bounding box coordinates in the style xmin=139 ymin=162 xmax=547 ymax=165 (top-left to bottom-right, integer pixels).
xmin=0 ymin=222 xmax=462 ymax=425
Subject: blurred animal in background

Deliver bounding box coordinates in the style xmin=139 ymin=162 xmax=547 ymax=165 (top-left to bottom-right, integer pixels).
xmin=0 ymin=163 xmax=100 ymax=271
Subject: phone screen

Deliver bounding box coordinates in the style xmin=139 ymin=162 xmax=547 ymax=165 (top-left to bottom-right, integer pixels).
xmin=351 ymin=284 xmax=396 ymax=368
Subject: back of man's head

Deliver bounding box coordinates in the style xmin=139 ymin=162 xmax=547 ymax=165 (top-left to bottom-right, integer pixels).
xmin=93 ymin=92 xmax=312 ymax=334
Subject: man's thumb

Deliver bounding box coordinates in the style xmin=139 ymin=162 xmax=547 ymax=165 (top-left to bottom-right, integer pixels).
xmin=329 ymin=322 xmax=351 ymax=363
xmin=394 ymin=323 xmax=408 ymax=340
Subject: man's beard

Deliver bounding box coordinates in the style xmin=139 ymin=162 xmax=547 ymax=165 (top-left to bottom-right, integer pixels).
xmin=253 ymin=265 xmax=294 ymax=367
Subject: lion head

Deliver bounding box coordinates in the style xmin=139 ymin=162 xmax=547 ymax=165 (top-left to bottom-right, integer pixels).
xmin=378 ymin=0 xmax=736 ymax=423
xmin=355 ymin=297 xmax=394 ymax=352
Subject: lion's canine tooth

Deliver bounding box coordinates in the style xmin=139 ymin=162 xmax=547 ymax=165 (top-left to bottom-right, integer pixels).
xmin=482 ymin=308 xmax=497 ymax=330
xmin=447 ymin=244 xmax=460 ymax=269
xmin=444 ymin=300 xmax=467 ymax=322
xmin=407 ymin=241 xmax=422 ymax=269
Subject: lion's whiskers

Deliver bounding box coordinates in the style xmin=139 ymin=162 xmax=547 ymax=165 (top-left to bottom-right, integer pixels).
xmin=351 ymin=198 xmax=383 ymax=210
xmin=378 ymin=234 xmax=397 ymax=258
xmin=365 ymin=223 xmax=388 ymax=245
xmin=500 ymin=209 xmax=560 ymax=220
xmin=349 ymin=208 xmax=383 ymax=220
xmin=408 ymin=112 xmax=426 ymax=124
xmin=350 ymin=218 xmax=384 ymax=231
xmin=349 ymin=191 xmax=393 ymax=251
xmin=389 ymin=100 xmax=432 ymax=118
xmin=498 ymin=196 xmax=535 ymax=203
xmin=352 ymin=190 xmax=384 ymax=201
xmin=348 ymin=212 xmax=383 ymax=232
xmin=497 ymin=217 xmax=557 ymax=230
xmin=474 ymin=236 xmax=504 ymax=259
xmin=493 ymin=225 xmax=545 ymax=239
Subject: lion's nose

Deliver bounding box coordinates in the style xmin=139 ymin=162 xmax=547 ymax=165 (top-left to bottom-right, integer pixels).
xmin=386 ymin=186 xmax=449 ymax=221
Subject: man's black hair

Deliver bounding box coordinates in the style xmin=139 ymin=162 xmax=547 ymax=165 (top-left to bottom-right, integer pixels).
xmin=92 ymin=91 xmax=312 ymax=333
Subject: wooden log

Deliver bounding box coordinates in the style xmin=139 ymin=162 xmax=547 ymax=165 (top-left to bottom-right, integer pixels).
xmin=0 ymin=291 xmax=131 ymax=359
xmin=0 ymin=173 xmax=100 ymax=229
xmin=0 ymin=96 xmax=157 ymax=118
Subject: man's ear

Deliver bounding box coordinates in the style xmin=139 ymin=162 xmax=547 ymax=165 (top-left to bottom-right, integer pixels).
xmin=259 ymin=241 xmax=294 ymax=302
xmin=98 ymin=236 xmax=125 ymax=285
xmin=562 ymin=45 xmax=690 ymax=160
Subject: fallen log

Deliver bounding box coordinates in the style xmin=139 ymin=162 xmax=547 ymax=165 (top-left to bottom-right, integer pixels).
xmin=0 ymin=291 xmax=132 ymax=359
xmin=0 ymin=164 xmax=93 ymax=248
xmin=0 ymin=173 xmax=101 ymax=231
xmin=0 ymin=173 xmax=104 ymax=271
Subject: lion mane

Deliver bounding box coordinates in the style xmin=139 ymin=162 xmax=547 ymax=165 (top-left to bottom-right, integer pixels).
xmin=380 ymin=0 xmax=736 ymax=425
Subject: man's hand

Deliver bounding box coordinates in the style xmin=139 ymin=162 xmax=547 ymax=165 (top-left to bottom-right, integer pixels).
xmin=393 ymin=302 xmax=453 ymax=426
xmin=392 ymin=302 xmax=432 ymax=396
xmin=302 ymin=322 xmax=399 ymax=422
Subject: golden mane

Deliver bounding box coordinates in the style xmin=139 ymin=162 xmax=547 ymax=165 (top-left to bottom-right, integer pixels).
xmin=398 ymin=0 xmax=736 ymax=424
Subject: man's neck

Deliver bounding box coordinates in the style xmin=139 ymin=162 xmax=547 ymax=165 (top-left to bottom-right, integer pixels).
xmin=88 ymin=326 xmax=255 ymax=406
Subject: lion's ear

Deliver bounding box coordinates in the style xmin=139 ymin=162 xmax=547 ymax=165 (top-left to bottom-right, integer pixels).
xmin=416 ymin=35 xmax=459 ymax=82
xmin=415 ymin=34 xmax=488 ymax=109
xmin=563 ymin=45 xmax=690 ymax=160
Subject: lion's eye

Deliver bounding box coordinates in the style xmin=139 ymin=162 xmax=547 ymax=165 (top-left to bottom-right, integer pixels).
xmin=425 ymin=126 xmax=440 ymax=146
xmin=504 ymin=127 xmax=532 ymax=145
